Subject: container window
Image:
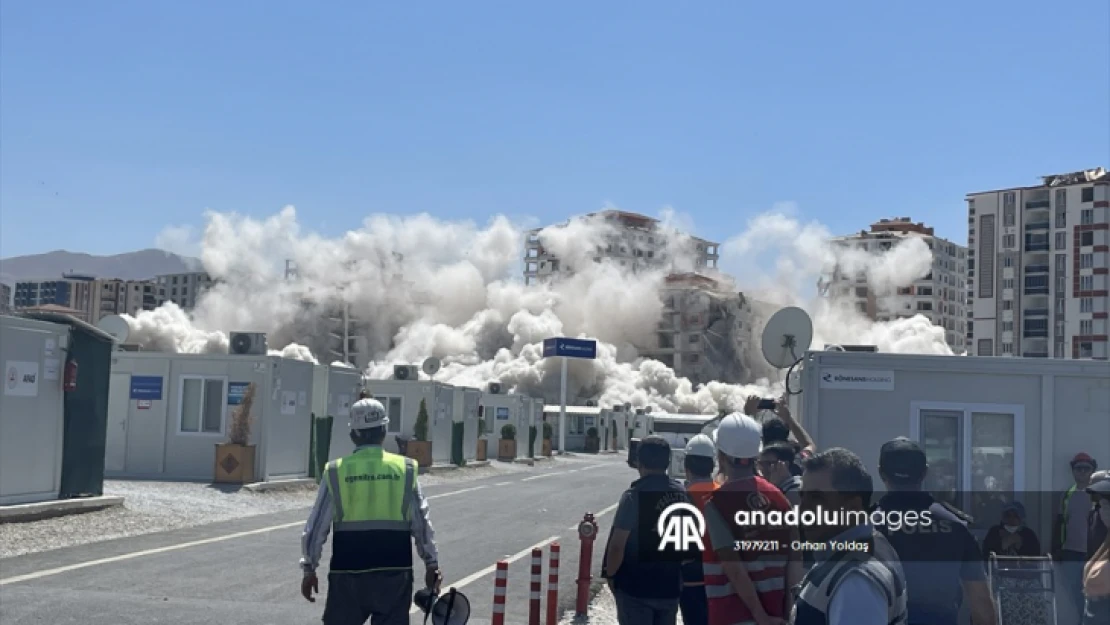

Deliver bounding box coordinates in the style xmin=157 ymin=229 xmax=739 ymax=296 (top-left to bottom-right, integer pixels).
xmin=179 ymin=376 xmax=225 ymax=434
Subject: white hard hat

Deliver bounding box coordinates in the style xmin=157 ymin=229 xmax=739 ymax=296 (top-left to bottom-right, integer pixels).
xmin=713 ymin=412 xmax=762 ymax=459
xmin=685 ymin=434 xmax=717 ymax=459
xmin=350 ymin=398 xmax=388 ymax=430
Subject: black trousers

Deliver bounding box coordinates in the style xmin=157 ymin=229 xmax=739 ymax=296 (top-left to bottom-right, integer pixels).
xmin=323 ymin=569 xmax=413 ymax=625
xmin=679 ymin=583 xmax=709 ymax=625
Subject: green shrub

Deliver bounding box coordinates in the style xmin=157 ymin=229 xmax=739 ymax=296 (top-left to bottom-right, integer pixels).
xmin=586 ymin=426 xmax=598 ymax=438
xmin=501 ymin=423 xmax=516 ymax=440
xmin=414 ymin=398 xmax=429 ymax=442
xmin=542 ymin=421 xmax=554 ymax=440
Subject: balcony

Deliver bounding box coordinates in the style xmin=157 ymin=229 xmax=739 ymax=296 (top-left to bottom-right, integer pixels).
xmin=1024 ymin=242 xmax=1050 ymax=252
xmin=1024 ymin=308 xmax=1049 ymax=317
xmin=1023 ymin=330 xmax=1048 ymax=339
xmin=1025 ymin=222 xmax=1050 ymax=231
xmin=1024 ymin=200 xmax=1050 ymax=209
xmin=1024 ymin=287 xmax=1049 ymax=295
xmin=1025 ymin=264 xmax=1049 ymax=274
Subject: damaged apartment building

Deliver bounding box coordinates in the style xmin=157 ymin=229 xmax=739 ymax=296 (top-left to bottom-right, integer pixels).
xmin=641 ymin=272 xmax=756 ymax=386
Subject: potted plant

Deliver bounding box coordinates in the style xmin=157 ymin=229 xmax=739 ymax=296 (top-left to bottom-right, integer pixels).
xmin=542 ymin=421 xmax=553 ymax=457
xmin=407 ymin=398 xmax=433 ymax=468
xmin=585 ymin=426 xmax=600 ymax=453
xmin=214 ymin=382 xmax=256 ymax=484
xmin=475 ymin=416 xmax=488 ymax=461
xmin=498 ymin=423 xmax=517 ymax=461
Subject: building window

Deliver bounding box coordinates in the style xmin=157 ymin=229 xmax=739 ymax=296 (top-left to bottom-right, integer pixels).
xmin=1003 ymin=205 xmax=1015 ymax=227
xmin=179 ymin=376 xmax=226 ymax=434
xmin=1081 ymin=187 xmax=1095 ymax=203
xmin=917 ymin=301 xmax=933 ymax=311
xmin=914 ymin=402 xmax=1022 ymax=528
xmin=1003 ymin=256 xmax=1014 ymax=268
xmin=977 ymin=339 xmax=993 ymax=356
xmin=1081 ymin=231 xmax=1094 ymax=246
xmin=1055 ymin=232 xmax=1067 ymax=250
xmin=1002 ymin=321 xmax=1014 ymax=332
xmin=1055 ymin=342 xmax=1066 ymax=358
xmin=1056 ymin=253 xmax=1068 ymax=274
xmin=1080 ymin=276 xmax=1094 ymax=291
xmin=1003 ymin=234 xmax=1016 ymax=248
xmin=1002 ymin=279 xmax=1014 ymax=290
xmin=1001 ymin=342 xmax=1013 ymax=354
xmin=1081 ymin=253 xmax=1094 ymax=269
xmin=1081 ymin=297 xmax=1094 ymax=313
xmin=1003 ymin=300 xmax=1013 ymax=310
xmin=1081 ymin=209 xmax=1094 ymax=226
xmin=1081 ymin=320 xmax=1094 ymax=336
xmin=376 ymin=396 xmax=403 ymax=433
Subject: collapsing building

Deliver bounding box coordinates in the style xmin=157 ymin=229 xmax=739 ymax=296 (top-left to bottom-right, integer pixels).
xmin=640 ymin=272 xmax=757 ymax=386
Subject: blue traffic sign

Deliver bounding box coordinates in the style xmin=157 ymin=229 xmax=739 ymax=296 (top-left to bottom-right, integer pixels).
xmin=129 ymin=376 xmax=164 ymax=401
xmin=543 ymin=337 xmax=597 ymax=360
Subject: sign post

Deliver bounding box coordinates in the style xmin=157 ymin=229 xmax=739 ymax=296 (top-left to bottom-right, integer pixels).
xmin=542 ymin=337 xmax=597 ymax=455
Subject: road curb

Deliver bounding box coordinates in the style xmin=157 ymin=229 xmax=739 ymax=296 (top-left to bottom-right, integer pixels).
xmin=242 ymin=478 xmax=316 ymax=492
xmin=0 ymin=495 xmax=125 ymax=524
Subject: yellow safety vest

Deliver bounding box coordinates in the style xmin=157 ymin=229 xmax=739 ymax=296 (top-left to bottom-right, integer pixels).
xmin=324 ymin=446 xmax=417 ymax=573
xmin=1058 ymin=484 xmax=1078 ymax=549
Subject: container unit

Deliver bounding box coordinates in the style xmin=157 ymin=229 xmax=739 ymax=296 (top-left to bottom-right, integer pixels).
xmin=482 ymin=391 xmax=533 ymax=456
xmin=105 ymin=352 xmax=315 ymax=482
xmin=798 ymin=349 xmax=1110 ymax=541
xmin=0 ymin=316 xmax=70 ymax=505
xmin=362 ymin=379 xmax=458 ymax=464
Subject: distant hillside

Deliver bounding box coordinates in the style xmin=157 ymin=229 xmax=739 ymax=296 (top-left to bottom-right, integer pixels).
xmin=0 ymin=249 xmax=201 ymax=284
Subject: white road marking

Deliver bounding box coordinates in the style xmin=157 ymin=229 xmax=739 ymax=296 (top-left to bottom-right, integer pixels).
xmin=520 ymin=472 xmax=568 ymax=482
xmin=410 ymin=535 xmax=560 ymax=614
xmin=494 ymin=482 xmax=513 ymax=486
xmin=0 ymin=486 xmax=486 ymax=586
xmin=565 ymin=502 xmax=620 ymax=531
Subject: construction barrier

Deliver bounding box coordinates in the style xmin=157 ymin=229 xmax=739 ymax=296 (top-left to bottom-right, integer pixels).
xmin=492 ymin=560 xmax=508 ymax=625
xmin=546 ymin=542 xmax=560 ymax=625
xmin=530 ymin=548 xmax=543 ymax=625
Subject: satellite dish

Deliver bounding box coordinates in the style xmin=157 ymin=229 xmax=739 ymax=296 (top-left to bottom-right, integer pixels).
xmin=422 ymin=357 xmax=442 ymax=377
xmin=760 ymin=306 xmax=813 ymax=369
xmin=96 ymin=315 xmax=131 ymax=344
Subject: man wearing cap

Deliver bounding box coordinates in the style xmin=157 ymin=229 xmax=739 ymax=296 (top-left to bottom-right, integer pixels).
xmin=299 ymin=397 xmax=442 ymax=625
xmin=678 ymin=434 xmax=717 ymax=625
xmin=872 ymin=437 xmax=996 ymax=625
xmin=700 ymin=413 xmax=797 ymax=625
xmin=1055 ymin=452 xmax=1099 ymax=621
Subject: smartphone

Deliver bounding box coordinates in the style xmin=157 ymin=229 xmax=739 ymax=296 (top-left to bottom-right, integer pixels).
xmin=757 ymin=398 xmax=777 ymax=411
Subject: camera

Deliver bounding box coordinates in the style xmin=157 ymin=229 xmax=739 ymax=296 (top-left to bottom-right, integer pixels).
xmin=757 ymin=398 xmax=777 ymax=411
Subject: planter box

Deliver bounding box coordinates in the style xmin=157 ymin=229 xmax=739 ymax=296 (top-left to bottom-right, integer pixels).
xmin=542 ymin=439 xmax=552 ymax=457
xmin=476 ymin=438 xmax=488 ymax=462
xmin=214 ymin=443 xmax=256 ymax=484
xmin=407 ymin=440 xmax=433 ymax=468
xmin=498 ymin=439 xmax=517 ymax=461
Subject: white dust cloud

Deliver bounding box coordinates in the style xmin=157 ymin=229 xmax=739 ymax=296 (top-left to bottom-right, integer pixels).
xmin=122 ymin=205 xmax=953 ymax=414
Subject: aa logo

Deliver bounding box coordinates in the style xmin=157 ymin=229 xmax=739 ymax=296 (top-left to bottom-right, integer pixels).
xmin=657 ymin=503 xmax=705 ymax=552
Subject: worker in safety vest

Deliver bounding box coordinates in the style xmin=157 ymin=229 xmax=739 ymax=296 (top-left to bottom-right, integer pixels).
xmin=679 ymin=434 xmax=718 ymax=625
xmin=299 ymin=398 xmax=442 ymax=625
xmin=1054 ymin=452 xmax=1099 ymax=623
xmin=700 ymin=413 xmax=798 ymax=625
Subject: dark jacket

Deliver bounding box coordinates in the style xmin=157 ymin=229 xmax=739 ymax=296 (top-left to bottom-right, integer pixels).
xmin=1089 ymin=508 xmax=1108 ymax=559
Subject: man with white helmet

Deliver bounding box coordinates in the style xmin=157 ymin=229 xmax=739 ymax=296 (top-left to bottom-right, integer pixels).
xmin=678 ymin=434 xmax=718 ymax=625
xmin=299 ymin=397 xmax=442 ymax=625
xmin=700 ymin=413 xmax=797 ymax=625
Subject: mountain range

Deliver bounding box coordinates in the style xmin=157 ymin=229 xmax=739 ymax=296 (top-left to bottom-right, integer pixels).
xmin=0 ymin=249 xmax=201 ymax=285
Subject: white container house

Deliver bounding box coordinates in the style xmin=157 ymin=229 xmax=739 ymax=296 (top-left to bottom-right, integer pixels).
xmin=105 ymin=352 xmax=315 ymax=482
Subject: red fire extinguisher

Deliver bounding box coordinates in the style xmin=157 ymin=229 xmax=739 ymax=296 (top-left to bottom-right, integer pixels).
xmin=64 ymin=358 xmax=78 ymax=393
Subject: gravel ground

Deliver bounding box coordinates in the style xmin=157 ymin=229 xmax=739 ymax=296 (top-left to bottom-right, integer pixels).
xmin=0 ymin=460 xmax=533 ymax=560
xmin=557 ymin=584 xmax=686 ymax=625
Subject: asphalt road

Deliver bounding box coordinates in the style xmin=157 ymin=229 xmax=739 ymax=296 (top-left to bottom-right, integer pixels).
xmin=0 ymin=454 xmax=632 ymax=625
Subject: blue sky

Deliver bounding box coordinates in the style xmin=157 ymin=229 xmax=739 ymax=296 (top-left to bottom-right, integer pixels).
xmin=2 ymin=1 xmax=1107 ymax=260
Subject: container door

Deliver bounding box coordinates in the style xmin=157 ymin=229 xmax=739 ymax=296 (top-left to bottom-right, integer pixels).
xmin=105 ymin=373 xmax=130 ymax=472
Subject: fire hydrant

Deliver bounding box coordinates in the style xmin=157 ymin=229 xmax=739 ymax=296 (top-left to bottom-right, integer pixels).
xmin=575 ymin=512 xmax=599 ymax=617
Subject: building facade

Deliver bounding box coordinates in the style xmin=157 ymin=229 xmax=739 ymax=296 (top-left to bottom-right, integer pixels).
xmin=523 ymin=209 xmax=720 ymax=285
xmin=155 ymin=271 xmax=212 ymax=310
xmin=824 ymin=218 xmax=968 ymax=353
xmin=13 ymin=275 xmax=158 ymax=323
xmin=641 ymin=272 xmax=756 ymax=385
xmin=967 ymin=167 xmax=1109 ymax=360
xmin=0 ymin=283 xmax=11 ymax=314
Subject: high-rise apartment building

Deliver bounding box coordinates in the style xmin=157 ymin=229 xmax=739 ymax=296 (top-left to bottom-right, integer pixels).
xmin=155 ymin=271 xmax=213 ymax=310
xmin=91 ymin=279 xmax=159 ymax=321
xmin=13 ymin=274 xmax=159 ymax=323
xmin=823 ymin=218 xmax=969 ymax=353
xmin=0 ymin=283 xmax=11 ymax=314
xmin=523 ymin=209 xmax=720 ymax=285
xmin=966 ymin=167 xmax=1109 ymax=360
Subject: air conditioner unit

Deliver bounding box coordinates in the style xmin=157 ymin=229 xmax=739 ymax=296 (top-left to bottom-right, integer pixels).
xmin=488 ymin=382 xmax=503 ymax=394
xmin=585 ymin=400 xmax=597 ymax=407
xmin=393 ymin=365 xmax=419 ymax=380
xmin=229 ymin=332 xmax=268 ymax=356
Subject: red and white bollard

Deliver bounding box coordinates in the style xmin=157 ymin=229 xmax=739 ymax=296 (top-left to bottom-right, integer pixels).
xmin=492 ymin=560 xmax=508 ymax=625
xmin=546 ymin=542 xmax=560 ymax=625
xmin=530 ymin=548 xmax=543 ymax=625
xmin=575 ymin=513 xmax=599 ymax=617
